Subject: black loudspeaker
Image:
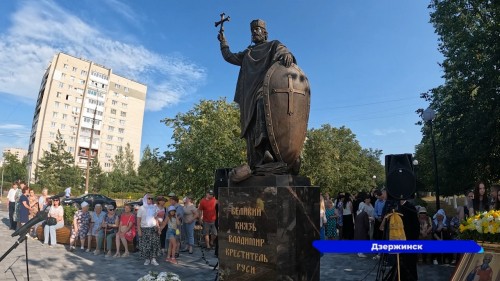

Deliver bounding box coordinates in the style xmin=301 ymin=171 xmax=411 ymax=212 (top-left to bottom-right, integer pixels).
xmin=385 ymin=154 xmax=416 ymax=200
xmin=213 ymin=168 xmax=231 ymax=198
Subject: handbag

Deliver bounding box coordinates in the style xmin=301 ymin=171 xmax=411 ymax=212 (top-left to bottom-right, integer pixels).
xmin=46 ymin=217 xmax=57 ymax=226
xmin=124 ymin=215 xmax=136 ymax=242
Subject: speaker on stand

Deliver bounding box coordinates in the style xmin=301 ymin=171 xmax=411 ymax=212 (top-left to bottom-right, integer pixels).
xmin=375 ymin=154 xmax=418 ymax=281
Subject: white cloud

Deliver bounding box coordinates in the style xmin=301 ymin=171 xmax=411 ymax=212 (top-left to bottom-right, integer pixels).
xmin=372 ymin=128 xmax=406 ymax=136
xmin=0 ymin=124 xmax=26 ymax=130
xmin=0 ymin=123 xmax=30 ymax=160
xmin=0 ymin=0 xmax=206 ymax=111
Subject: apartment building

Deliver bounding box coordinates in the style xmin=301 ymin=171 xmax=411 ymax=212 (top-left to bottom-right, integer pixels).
xmin=27 ymin=52 xmax=147 ymax=183
xmin=2 ymin=148 xmax=28 ymax=162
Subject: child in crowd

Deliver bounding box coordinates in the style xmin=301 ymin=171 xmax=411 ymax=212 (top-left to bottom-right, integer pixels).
xmin=163 ymin=206 xmax=180 ymax=264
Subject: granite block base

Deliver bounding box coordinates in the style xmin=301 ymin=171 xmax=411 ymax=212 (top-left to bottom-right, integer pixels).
xmin=218 ymin=175 xmax=320 ymax=281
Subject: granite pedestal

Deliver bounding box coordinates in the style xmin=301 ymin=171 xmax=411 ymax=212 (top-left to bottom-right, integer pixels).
xmin=218 ymin=175 xmax=320 ymax=281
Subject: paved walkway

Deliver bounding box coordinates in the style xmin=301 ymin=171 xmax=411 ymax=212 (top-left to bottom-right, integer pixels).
xmin=0 ymin=202 xmax=455 ymax=280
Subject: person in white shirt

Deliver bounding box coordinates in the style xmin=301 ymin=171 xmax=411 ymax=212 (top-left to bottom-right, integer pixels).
xmin=38 ymin=188 xmax=49 ymax=211
xmin=64 ymin=187 xmax=71 ymax=199
xmin=137 ymin=194 xmax=161 ymax=266
xmin=7 ymin=183 xmax=19 ymax=230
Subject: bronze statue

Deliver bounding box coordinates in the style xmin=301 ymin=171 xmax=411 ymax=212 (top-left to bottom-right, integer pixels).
xmin=218 ymin=17 xmax=310 ymax=177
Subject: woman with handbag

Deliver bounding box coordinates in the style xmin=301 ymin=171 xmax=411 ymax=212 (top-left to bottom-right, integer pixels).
xmin=114 ymin=204 xmax=136 ymax=257
xmin=43 ymin=198 xmax=64 ymax=247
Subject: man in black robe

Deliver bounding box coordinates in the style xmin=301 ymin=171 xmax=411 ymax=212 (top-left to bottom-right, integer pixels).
xmin=218 ymin=19 xmax=295 ymax=169
xmin=398 ymin=200 xmax=420 ymax=281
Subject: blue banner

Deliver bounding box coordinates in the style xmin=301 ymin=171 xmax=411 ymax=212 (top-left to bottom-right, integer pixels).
xmin=313 ymin=240 xmax=483 ymax=254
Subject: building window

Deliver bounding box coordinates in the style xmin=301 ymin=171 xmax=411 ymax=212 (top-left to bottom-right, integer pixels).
xmin=72 ymin=66 xmax=77 ymax=72
xmin=53 ymin=112 xmax=58 ymax=118
xmin=61 ymin=73 xmax=66 ymax=79
xmin=51 ymin=122 xmax=56 ymax=128
xmin=121 ymin=103 xmax=127 ymax=108
xmin=56 ymin=92 xmax=62 ymax=98
xmin=68 ymin=147 xmax=74 ymax=153
xmin=118 ymin=137 xmax=124 ymax=142
xmin=120 ymin=111 xmax=126 ymax=117
xmin=108 ymin=126 xmax=114 ymax=132
xmin=81 ymin=70 xmax=87 ymax=76
xmin=105 ymin=153 xmax=111 ymax=159
xmin=124 ymin=87 xmax=129 ymax=92
xmin=60 ymin=124 xmax=66 ymax=130
xmin=63 ymin=64 xmax=68 ymax=69
xmin=106 ymin=144 xmax=112 ymax=150
xmin=113 ymin=92 xmax=119 ymax=97
xmin=118 ymin=128 xmax=124 ymax=134
xmin=54 ymin=101 xmax=60 ymax=108
xmin=119 ymin=120 xmax=125 ymax=126
xmin=104 ymin=162 xmax=111 ymax=168
xmin=111 ymin=109 xmax=116 ymax=115
xmin=70 ymin=76 xmax=75 ymax=82
xmin=107 ymin=135 xmax=113 ymax=141
xmin=116 ymin=145 xmax=122 ymax=152
xmin=49 ymin=132 xmax=55 ymax=138
xmin=76 ymin=97 xmax=82 ymax=103
xmin=115 ymin=84 xmax=121 ymax=89
xmin=112 ymin=100 xmax=118 ymax=105
xmin=62 ymin=114 xmax=67 ymax=120
xmin=64 ymin=103 xmax=70 ymax=109
xmin=58 ymin=82 xmax=64 ymax=88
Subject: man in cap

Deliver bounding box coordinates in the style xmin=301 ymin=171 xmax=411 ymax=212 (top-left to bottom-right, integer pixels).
xmin=218 ymin=19 xmax=295 ymax=169
xmin=198 ymin=189 xmax=217 ymax=250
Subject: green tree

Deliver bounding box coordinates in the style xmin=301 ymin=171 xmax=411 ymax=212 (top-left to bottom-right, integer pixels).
xmin=109 ymin=143 xmax=137 ymax=192
xmin=161 ymin=98 xmax=246 ymax=198
xmin=138 ymin=146 xmax=166 ymax=192
xmin=301 ymin=124 xmax=385 ymax=196
xmin=416 ymin=0 xmax=499 ymax=194
xmin=36 ymin=130 xmax=82 ymax=192
xmin=2 ymin=152 xmax=27 ymax=182
xmin=89 ymin=158 xmax=103 ymax=192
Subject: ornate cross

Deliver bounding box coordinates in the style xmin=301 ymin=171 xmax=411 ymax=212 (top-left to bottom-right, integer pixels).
xmin=272 ymin=74 xmax=305 ymax=115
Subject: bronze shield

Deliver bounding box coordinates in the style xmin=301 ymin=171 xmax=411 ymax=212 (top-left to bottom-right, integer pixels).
xmin=262 ymin=62 xmax=311 ymax=166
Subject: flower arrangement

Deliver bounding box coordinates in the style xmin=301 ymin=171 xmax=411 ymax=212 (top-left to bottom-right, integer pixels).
xmin=459 ymin=210 xmax=500 ymax=243
xmin=137 ymin=271 xmax=181 ymax=281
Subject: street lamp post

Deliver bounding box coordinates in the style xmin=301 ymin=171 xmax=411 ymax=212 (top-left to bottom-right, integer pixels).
xmin=423 ymin=107 xmax=440 ymax=210
xmin=412 ymin=159 xmax=418 ymax=198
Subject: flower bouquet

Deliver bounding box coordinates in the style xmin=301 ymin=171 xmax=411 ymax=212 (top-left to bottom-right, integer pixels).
xmin=137 ymin=271 xmax=181 ymax=281
xmin=459 ymin=210 xmax=500 ymax=244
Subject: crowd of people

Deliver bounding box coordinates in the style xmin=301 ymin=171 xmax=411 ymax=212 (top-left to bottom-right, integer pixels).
xmin=318 ymin=181 xmax=500 ymax=266
xmin=6 ymin=182 xmax=219 ymax=267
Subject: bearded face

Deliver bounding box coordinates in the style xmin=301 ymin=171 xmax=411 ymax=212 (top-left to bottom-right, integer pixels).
xmin=251 ymin=27 xmax=267 ymax=44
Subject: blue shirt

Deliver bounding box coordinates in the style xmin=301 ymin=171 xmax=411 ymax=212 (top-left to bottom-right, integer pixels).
xmin=374 ymin=199 xmax=385 ymax=219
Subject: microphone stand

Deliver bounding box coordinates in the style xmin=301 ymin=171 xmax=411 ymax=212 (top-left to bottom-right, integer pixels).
xmin=0 ymin=202 xmax=54 ymax=281
xmin=0 ymin=231 xmax=31 ymax=280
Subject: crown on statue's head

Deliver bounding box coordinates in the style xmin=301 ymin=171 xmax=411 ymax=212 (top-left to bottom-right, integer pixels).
xmin=250 ymin=19 xmax=266 ymax=30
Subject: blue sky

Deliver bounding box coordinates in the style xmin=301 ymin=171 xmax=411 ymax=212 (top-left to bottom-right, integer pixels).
xmin=0 ymin=0 xmax=443 ymax=164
